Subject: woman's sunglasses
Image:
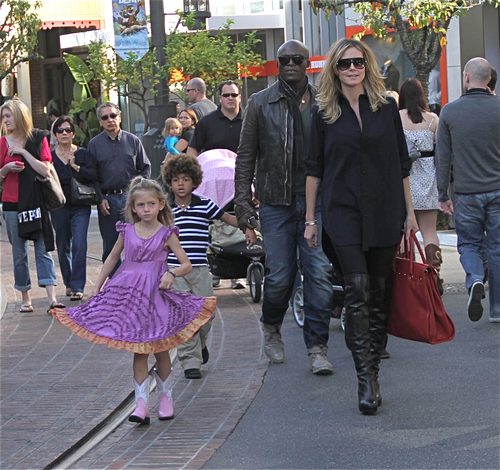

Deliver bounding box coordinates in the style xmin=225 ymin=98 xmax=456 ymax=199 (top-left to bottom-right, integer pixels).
xmin=278 ymin=55 xmax=307 ymax=66
xmin=337 ymin=58 xmax=366 ymax=71
xmin=56 ymin=128 xmax=73 ymax=134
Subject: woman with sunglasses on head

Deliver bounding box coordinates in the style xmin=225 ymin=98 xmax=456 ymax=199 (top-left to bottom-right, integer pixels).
xmin=305 ymin=38 xmax=418 ymax=415
xmin=50 ymin=115 xmax=97 ymax=301
xmin=0 ymin=98 xmax=66 ymax=312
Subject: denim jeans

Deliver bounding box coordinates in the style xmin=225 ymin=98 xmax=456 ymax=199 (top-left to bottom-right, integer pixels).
xmin=259 ymin=195 xmax=333 ymax=349
xmin=454 ymin=190 xmax=500 ymax=318
xmin=51 ymin=205 xmax=91 ymax=292
xmin=3 ymin=210 xmax=57 ymax=291
xmin=98 ymin=194 xmax=126 ymax=274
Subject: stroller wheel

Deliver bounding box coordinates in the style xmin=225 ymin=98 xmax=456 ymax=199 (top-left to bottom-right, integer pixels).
xmin=292 ymin=286 xmax=305 ymax=328
xmin=248 ymin=264 xmax=262 ymax=303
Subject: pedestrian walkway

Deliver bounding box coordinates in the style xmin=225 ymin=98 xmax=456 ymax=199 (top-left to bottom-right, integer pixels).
xmin=0 ymin=217 xmax=267 ymax=469
xmin=0 ymin=214 xmax=477 ymax=468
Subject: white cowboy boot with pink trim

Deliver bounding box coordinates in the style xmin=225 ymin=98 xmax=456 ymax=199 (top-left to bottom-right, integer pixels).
xmin=129 ymin=377 xmax=150 ymax=425
xmin=154 ymin=370 xmax=174 ymax=420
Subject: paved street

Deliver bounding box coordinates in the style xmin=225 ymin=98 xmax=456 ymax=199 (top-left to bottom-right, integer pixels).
xmin=1 ymin=214 xmax=499 ymax=469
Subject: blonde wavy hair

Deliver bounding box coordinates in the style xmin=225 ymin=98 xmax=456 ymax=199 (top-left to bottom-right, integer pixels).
xmin=124 ymin=177 xmax=173 ymax=226
xmin=317 ymin=38 xmax=387 ymax=124
xmin=0 ymin=98 xmax=34 ymax=138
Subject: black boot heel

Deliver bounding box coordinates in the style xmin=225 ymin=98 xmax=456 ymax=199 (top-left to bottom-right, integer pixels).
xmin=358 ymin=377 xmax=378 ymax=415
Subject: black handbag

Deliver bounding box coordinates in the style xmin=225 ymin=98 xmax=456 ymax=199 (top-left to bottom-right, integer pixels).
xmin=70 ymin=177 xmax=98 ymax=206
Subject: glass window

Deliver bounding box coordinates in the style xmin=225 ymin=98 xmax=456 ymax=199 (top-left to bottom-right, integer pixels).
xmin=250 ymin=1 xmax=265 ymax=13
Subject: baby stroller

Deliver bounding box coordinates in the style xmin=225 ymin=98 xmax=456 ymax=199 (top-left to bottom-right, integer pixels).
xmin=195 ymin=149 xmax=265 ymax=303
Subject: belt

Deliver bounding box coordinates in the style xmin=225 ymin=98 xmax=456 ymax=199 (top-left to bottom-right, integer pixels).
xmin=103 ymin=189 xmax=125 ymax=196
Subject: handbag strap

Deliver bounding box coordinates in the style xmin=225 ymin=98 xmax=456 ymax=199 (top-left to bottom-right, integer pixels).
xmin=394 ymin=231 xmax=429 ymax=275
xmin=409 ymin=231 xmax=428 ymax=264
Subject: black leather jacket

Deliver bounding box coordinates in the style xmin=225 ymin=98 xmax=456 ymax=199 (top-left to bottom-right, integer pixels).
xmin=234 ymin=81 xmax=317 ymax=222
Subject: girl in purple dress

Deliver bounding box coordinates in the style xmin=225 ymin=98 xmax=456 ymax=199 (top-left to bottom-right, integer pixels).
xmin=51 ymin=177 xmax=215 ymax=424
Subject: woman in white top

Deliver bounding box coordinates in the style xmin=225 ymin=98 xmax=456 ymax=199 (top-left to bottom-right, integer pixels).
xmin=399 ymin=78 xmax=443 ymax=294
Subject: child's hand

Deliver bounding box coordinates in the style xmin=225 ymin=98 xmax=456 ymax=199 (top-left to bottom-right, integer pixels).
xmin=159 ymin=271 xmax=175 ymax=290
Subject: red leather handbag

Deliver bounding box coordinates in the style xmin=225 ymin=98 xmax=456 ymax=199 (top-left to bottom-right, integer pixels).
xmin=388 ymin=231 xmax=455 ymax=344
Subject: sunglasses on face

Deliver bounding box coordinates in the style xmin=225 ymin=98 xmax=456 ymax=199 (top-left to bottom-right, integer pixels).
xmin=278 ymin=55 xmax=307 ymax=66
xmin=221 ymin=93 xmax=240 ymax=98
xmin=56 ymin=128 xmax=73 ymax=134
xmin=337 ymin=58 xmax=366 ymax=71
xmin=100 ymin=112 xmax=119 ymax=121
xmin=186 ymin=88 xmax=197 ymax=93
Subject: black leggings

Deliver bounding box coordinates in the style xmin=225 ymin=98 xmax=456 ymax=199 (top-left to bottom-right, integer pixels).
xmin=330 ymin=244 xmax=396 ymax=278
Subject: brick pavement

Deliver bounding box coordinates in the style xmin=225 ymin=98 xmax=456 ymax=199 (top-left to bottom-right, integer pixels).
xmin=0 ymin=215 xmax=268 ymax=469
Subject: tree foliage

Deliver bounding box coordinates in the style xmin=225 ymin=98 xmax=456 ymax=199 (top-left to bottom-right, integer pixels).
xmin=309 ymin=0 xmax=500 ymax=92
xmin=85 ymin=40 xmax=160 ymax=132
xmin=0 ymin=0 xmax=41 ymax=83
xmin=62 ymin=52 xmax=100 ymax=146
xmin=165 ymin=18 xmax=263 ymax=99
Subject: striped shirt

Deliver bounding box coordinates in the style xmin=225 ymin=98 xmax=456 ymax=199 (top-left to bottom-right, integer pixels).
xmin=168 ymin=194 xmax=223 ymax=267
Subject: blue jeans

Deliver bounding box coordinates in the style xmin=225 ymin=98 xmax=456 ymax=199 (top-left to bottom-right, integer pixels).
xmin=259 ymin=196 xmax=333 ymax=349
xmin=3 ymin=210 xmax=57 ymax=291
xmin=98 ymin=194 xmax=126 ymax=273
xmin=51 ymin=205 xmax=91 ymax=292
xmin=454 ymin=190 xmax=500 ymax=318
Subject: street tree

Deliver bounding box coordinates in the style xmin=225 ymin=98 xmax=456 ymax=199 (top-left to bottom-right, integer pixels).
xmin=309 ymin=0 xmax=500 ymax=93
xmin=0 ymin=0 xmax=41 ymax=94
xmin=165 ymin=18 xmax=263 ymax=100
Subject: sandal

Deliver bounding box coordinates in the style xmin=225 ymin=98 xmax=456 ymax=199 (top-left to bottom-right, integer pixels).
xmin=47 ymin=301 xmax=66 ymax=313
xmin=65 ymin=287 xmax=73 ymax=297
xmin=70 ymin=292 xmax=84 ymax=301
xmin=19 ymin=304 xmax=34 ymax=313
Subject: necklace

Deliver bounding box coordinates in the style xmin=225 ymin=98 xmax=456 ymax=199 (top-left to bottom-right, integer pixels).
xmin=56 ymin=145 xmax=75 ymax=164
xmin=175 ymin=199 xmax=191 ymax=210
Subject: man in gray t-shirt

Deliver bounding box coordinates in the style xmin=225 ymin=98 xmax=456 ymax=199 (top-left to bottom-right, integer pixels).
xmin=186 ymin=77 xmax=217 ymax=120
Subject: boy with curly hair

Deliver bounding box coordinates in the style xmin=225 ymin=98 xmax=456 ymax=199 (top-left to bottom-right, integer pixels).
xmin=161 ymin=154 xmax=255 ymax=378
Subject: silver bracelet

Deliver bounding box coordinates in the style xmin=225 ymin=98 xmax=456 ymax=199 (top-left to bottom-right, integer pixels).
xmin=304 ymin=220 xmax=318 ymax=226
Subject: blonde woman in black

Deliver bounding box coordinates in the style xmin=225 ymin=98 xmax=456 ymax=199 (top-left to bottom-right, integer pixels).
xmin=305 ymin=38 xmax=418 ymax=415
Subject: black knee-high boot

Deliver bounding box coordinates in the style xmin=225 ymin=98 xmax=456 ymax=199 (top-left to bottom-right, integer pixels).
xmin=344 ymin=273 xmax=378 ymax=415
xmin=369 ymin=275 xmax=393 ymax=407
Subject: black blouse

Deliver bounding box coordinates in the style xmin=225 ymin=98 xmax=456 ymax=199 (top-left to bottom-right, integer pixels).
xmin=52 ymin=147 xmax=96 ymax=206
xmin=306 ymin=95 xmax=411 ymax=250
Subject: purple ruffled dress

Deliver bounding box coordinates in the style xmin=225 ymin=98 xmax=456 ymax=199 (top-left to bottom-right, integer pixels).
xmin=51 ymin=222 xmax=215 ymax=353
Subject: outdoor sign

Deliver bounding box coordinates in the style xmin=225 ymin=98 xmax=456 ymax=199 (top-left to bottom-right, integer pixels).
xmin=112 ymin=0 xmax=148 ymax=60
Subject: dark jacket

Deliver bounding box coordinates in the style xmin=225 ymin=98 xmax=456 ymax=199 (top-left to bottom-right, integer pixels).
xmin=234 ymin=81 xmax=317 ymax=218
xmin=18 ymin=129 xmax=55 ymax=251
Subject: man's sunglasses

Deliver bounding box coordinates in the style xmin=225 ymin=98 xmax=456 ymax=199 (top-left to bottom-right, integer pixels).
xmin=221 ymin=93 xmax=240 ymax=98
xmin=100 ymin=113 xmax=119 ymax=121
xmin=337 ymin=58 xmax=366 ymax=71
xmin=278 ymin=55 xmax=307 ymax=66
xmin=56 ymin=128 xmax=73 ymax=134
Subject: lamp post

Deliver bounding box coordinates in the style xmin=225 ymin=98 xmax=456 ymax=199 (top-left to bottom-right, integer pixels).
xmin=183 ymin=0 xmax=211 ymax=30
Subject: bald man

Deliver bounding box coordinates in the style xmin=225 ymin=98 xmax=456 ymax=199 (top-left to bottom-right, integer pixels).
xmin=186 ymin=77 xmax=217 ymax=120
xmin=235 ymin=40 xmax=334 ymax=374
xmin=436 ymin=57 xmax=500 ymax=323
